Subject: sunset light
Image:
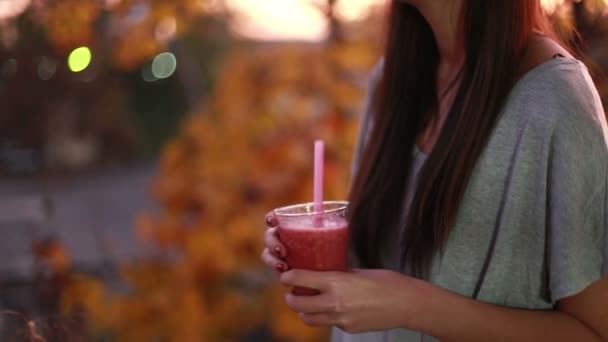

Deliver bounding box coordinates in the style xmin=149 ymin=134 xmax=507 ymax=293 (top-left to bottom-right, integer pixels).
xmin=0 ymin=0 xmax=600 ymax=41
xmin=227 ymin=0 xmax=606 ymax=41
xmin=227 ymin=0 xmax=378 ymax=41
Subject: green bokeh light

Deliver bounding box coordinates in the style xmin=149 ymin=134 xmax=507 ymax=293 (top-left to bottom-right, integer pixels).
xmin=151 ymin=52 xmax=177 ymax=79
xmin=68 ymin=47 xmax=92 ymax=73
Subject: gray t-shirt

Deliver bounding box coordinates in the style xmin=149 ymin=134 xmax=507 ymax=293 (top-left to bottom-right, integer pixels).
xmin=333 ymin=57 xmax=608 ymax=342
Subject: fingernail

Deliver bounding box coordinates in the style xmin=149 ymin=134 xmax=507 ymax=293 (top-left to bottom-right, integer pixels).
xmin=274 ymin=246 xmax=284 ymax=258
xmin=275 ymin=263 xmax=286 ymax=273
xmin=266 ymin=215 xmax=278 ymax=227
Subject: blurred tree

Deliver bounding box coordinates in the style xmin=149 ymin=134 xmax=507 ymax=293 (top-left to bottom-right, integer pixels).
xmin=0 ymin=0 xmax=232 ymax=172
xmin=572 ymin=0 xmax=608 ymax=40
xmin=59 ymin=3 xmax=384 ymax=341
xmin=310 ymin=0 xmax=343 ymax=44
xmin=544 ymin=0 xmax=608 ymax=108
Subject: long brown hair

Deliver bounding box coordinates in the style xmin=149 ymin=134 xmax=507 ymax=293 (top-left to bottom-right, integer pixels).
xmin=348 ymin=0 xmax=554 ymax=277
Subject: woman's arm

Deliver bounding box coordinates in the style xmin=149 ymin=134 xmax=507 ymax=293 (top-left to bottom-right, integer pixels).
xmin=418 ymin=277 xmax=608 ymax=342
xmin=280 ymin=270 xmax=608 ymax=341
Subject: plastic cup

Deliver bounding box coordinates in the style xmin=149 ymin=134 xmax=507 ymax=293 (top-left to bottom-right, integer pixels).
xmin=274 ymin=201 xmax=349 ymax=296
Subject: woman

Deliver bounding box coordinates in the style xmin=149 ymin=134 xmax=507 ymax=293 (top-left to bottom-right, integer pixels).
xmin=262 ymin=0 xmax=608 ymax=340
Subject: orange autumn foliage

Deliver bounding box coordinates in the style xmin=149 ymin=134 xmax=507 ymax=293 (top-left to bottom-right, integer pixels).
xmin=39 ymin=0 xmax=100 ymax=52
xmin=60 ymin=5 xmax=384 ymax=342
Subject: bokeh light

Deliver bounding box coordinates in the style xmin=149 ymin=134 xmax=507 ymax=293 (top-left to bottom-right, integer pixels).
xmin=155 ymin=16 xmax=177 ymax=43
xmin=227 ymin=0 xmax=326 ymax=41
xmin=1 ymin=23 xmax=19 ymax=49
xmin=151 ymin=52 xmax=177 ymax=79
xmin=336 ymin=0 xmax=381 ymax=21
xmin=141 ymin=63 xmax=158 ymax=82
xmin=1 ymin=59 xmax=18 ymax=78
xmin=68 ymin=46 xmax=92 ymax=73
xmin=103 ymin=0 xmax=122 ymax=10
xmin=37 ymin=56 xmax=57 ymax=81
xmin=542 ymin=0 xmax=565 ymax=13
xmin=0 ymin=0 xmax=31 ymax=21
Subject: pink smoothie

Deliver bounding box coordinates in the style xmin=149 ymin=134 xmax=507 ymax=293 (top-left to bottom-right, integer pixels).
xmin=277 ymin=216 xmax=349 ymax=295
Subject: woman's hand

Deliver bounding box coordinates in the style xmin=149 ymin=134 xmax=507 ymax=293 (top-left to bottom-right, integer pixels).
xmin=280 ymin=269 xmax=429 ymax=334
xmin=260 ymin=212 xmax=289 ymax=273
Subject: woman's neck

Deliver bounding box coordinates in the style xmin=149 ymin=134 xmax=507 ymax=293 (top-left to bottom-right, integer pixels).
xmin=415 ymin=1 xmax=465 ymax=73
xmin=412 ymin=0 xmax=466 ymax=154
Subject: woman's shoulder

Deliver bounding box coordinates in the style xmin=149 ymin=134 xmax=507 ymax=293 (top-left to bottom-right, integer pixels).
xmin=513 ymin=57 xmax=598 ymax=113
xmin=508 ymin=56 xmax=608 ymax=147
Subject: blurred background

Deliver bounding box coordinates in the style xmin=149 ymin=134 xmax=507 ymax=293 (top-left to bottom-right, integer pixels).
xmin=0 ymin=0 xmax=606 ymax=341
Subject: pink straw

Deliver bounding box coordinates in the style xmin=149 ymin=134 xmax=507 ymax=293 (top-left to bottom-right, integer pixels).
xmin=313 ymin=140 xmax=324 ymax=226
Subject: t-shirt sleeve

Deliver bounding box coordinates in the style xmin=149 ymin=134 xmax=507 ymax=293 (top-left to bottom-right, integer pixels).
xmin=546 ymin=67 xmax=608 ymax=303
